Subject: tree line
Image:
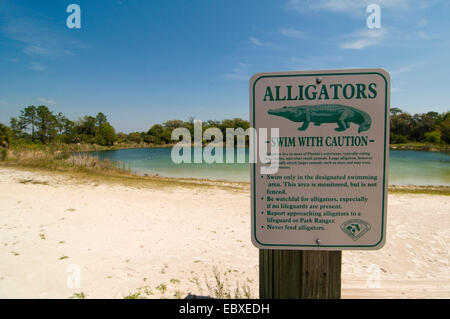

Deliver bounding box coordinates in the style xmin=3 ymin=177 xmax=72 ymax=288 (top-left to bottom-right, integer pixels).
xmin=6 ymin=105 xmax=117 ymax=146
xmin=0 ymin=105 xmax=251 ymax=150
xmin=120 ymin=118 xmax=250 ymax=145
xmin=0 ymin=105 xmax=448 ymax=156
xmin=390 ymin=108 xmax=449 ymax=144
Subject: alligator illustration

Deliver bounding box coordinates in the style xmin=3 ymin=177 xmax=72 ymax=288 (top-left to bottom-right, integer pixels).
xmin=267 ymin=104 xmax=371 ymax=133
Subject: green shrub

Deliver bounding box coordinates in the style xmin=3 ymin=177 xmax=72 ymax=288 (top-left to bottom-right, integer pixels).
xmin=390 ymin=133 xmax=408 ymax=144
xmin=424 ymin=130 xmax=441 ymax=144
xmin=1 ymin=149 xmax=7 ymax=160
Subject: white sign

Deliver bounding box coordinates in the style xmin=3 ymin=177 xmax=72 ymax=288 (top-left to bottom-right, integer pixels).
xmin=250 ymin=69 xmax=390 ymax=250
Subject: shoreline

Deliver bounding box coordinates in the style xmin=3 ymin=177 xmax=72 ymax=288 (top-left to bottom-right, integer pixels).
xmin=1 ymin=164 xmax=449 ymax=195
xmin=89 ymin=144 xmax=450 ymax=153
xmin=10 ymin=141 xmax=449 ymax=153
xmin=390 ymin=143 xmax=449 ymax=153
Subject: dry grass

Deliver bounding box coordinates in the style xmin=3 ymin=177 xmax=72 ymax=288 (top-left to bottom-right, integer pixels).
xmin=390 ymin=142 xmax=449 ymax=152
xmin=122 ymin=267 xmax=253 ymax=299
xmin=4 ymin=148 xmax=130 ymax=178
xmin=388 ymin=185 xmax=450 ymax=196
xmin=204 ymin=267 xmax=252 ymax=299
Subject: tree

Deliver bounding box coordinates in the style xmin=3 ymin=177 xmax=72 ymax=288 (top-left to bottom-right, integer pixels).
xmin=439 ymin=112 xmax=450 ymax=144
xmin=36 ymin=105 xmax=58 ymax=143
xmin=116 ymin=132 xmax=128 ymax=143
xmin=19 ymin=105 xmax=37 ymax=141
xmin=95 ymin=123 xmax=117 ymax=146
xmin=60 ymin=117 xmax=76 ymax=143
xmin=96 ymin=112 xmax=108 ymax=127
xmin=127 ymin=132 xmax=143 ymax=143
xmin=390 ymin=111 xmax=414 ymax=140
xmin=410 ymin=112 xmax=439 ymax=141
xmin=147 ymin=124 xmax=172 ymax=144
xmin=147 ymin=124 xmax=164 ymax=137
xmin=163 ymin=120 xmax=186 ymax=130
xmin=390 ymin=133 xmax=407 ymax=144
xmin=0 ymin=123 xmax=12 ymax=160
xmin=424 ymin=131 xmax=441 ymax=144
xmin=62 ymin=117 xmax=75 ymax=135
xmin=0 ymin=123 xmax=12 ymax=147
xmin=390 ymin=107 xmax=403 ymax=116
xmin=10 ymin=117 xmax=26 ymax=139
xmin=76 ymin=116 xmax=97 ymax=142
xmin=55 ymin=112 xmax=69 ymax=135
xmin=159 ymin=129 xmax=172 ymax=144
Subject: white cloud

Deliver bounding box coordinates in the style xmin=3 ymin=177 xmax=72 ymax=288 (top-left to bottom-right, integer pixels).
xmin=390 ymin=64 xmax=416 ymax=75
xmin=1 ymin=18 xmax=76 ymax=57
xmin=279 ymin=27 xmax=306 ymax=39
xmin=225 ymin=73 xmax=249 ymax=81
xmin=23 ymin=45 xmax=51 ymax=55
xmin=418 ymin=31 xmax=439 ymax=40
xmin=225 ymin=62 xmax=250 ymax=81
xmin=417 ymin=0 xmax=442 ymax=9
xmin=340 ymin=28 xmax=387 ymax=50
xmin=0 ymin=2 xmax=84 ymax=58
xmin=249 ymin=37 xmax=274 ymax=48
xmin=29 ymin=62 xmax=46 ymax=71
xmin=249 ymin=37 xmax=263 ymax=46
xmin=285 ymin=0 xmax=425 ymax=15
xmin=287 ymin=54 xmax=343 ymax=68
xmin=37 ymin=97 xmax=56 ymax=105
xmin=417 ymin=19 xmax=429 ymax=28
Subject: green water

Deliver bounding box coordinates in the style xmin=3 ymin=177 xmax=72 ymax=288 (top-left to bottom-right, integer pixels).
xmin=86 ymin=148 xmax=450 ymax=186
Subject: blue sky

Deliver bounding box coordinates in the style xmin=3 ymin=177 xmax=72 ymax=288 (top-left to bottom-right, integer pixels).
xmin=0 ymin=0 xmax=449 ymax=132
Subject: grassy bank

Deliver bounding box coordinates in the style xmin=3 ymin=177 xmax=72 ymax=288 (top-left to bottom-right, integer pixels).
xmin=4 ymin=144 xmax=133 ymax=178
xmin=390 ymin=142 xmax=449 ymax=152
xmin=8 ymin=141 xmax=175 ymax=153
xmin=8 ymin=140 xmax=449 ymax=153
xmin=1 ymin=145 xmax=248 ymax=191
xmin=389 ymin=185 xmax=450 ymax=196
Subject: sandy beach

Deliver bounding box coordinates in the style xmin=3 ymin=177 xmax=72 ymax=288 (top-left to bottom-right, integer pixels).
xmin=0 ymin=167 xmax=448 ymax=299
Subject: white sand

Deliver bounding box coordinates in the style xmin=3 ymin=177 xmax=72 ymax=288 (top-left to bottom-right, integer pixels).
xmin=0 ymin=167 xmax=448 ymax=299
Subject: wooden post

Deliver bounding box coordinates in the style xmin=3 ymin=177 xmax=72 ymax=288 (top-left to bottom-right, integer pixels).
xmin=259 ymin=249 xmax=342 ymax=299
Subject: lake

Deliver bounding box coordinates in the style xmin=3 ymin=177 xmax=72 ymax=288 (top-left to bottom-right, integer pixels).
xmin=85 ymin=148 xmax=450 ymax=186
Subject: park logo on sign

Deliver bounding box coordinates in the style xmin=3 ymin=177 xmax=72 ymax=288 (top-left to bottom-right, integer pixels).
xmin=340 ymin=219 xmax=371 ymax=241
